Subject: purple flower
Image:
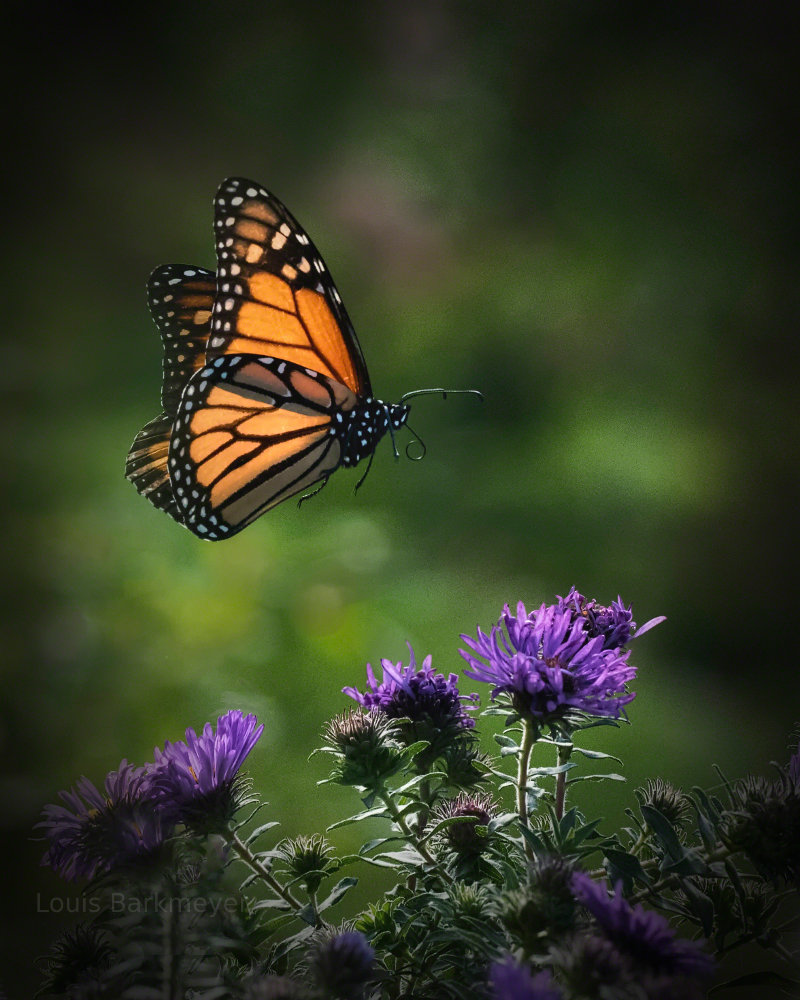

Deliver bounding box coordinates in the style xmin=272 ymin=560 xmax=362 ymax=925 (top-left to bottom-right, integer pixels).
xmin=461 ymin=603 xmax=636 ymax=733
xmin=557 ymin=587 xmax=665 ymax=650
xmin=489 ymin=958 xmax=561 ymax=1000
xmin=39 ymin=761 xmax=170 ymax=881
xmin=149 ymin=710 xmax=263 ymax=830
xmin=572 ymin=872 xmax=715 ymax=980
xmin=344 ymin=643 xmax=477 ymax=751
xmin=308 ymin=929 xmax=375 ymax=998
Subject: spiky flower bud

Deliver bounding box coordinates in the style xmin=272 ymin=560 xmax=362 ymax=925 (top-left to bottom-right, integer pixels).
xmin=722 ymin=769 xmax=800 ymax=886
xmin=636 ymin=778 xmax=693 ymax=829
xmin=275 ymin=834 xmax=338 ymax=895
xmin=39 ymin=924 xmax=114 ymax=996
xmin=435 ymin=792 xmax=496 ymax=856
xmin=322 ymin=709 xmax=404 ymax=788
xmin=500 ymin=855 xmax=577 ymax=949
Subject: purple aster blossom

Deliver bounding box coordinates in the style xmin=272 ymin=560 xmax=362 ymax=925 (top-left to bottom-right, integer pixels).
xmin=344 ymin=643 xmax=477 ymax=751
xmin=308 ymin=929 xmax=375 ymax=998
xmin=489 ymin=958 xmax=561 ymax=1000
xmin=149 ymin=710 xmax=263 ymax=830
xmin=461 ymin=603 xmax=636 ymax=733
xmin=39 ymin=761 xmax=170 ymax=881
xmin=571 ymin=872 xmax=715 ymax=981
xmin=557 ymin=586 xmax=665 ymax=650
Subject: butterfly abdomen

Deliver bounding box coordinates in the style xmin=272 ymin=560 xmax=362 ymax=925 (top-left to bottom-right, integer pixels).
xmin=338 ymin=401 xmax=409 ymax=468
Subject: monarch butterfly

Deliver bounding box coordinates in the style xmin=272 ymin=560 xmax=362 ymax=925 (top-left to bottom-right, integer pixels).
xmin=126 ymin=177 xmax=480 ymax=540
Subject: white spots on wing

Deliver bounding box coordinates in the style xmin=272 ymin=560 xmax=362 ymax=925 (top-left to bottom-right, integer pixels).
xmin=230 ymin=263 xmax=241 ymax=275
xmin=246 ymin=187 xmax=257 ymax=197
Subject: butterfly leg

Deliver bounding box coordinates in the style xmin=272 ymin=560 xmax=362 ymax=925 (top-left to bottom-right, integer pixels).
xmin=353 ymin=450 xmax=376 ymax=493
xmin=387 ymin=420 xmax=401 ymax=461
xmin=298 ymin=475 xmax=330 ymax=508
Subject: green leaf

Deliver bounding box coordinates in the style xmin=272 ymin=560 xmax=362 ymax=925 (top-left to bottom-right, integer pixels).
xmin=604 ymin=848 xmax=648 ymax=885
xmin=317 ymin=876 xmax=359 ymax=912
xmin=358 ymin=836 xmax=405 ymax=855
xmin=261 ymin=912 xmax=300 ymax=935
xmin=245 ymin=821 xmax=281 ymax=846
xmin=559 ymin=807 xmax=578 ymax=836
xmin=679 ymin=878 xmax=715 ymax=936
xmin=571 ymin=746 xmax=623 ymax=763
xmin=692 ymin=800 xmax=718 ymax=851
xmin=493 ymin=733 xmax=519 ymax=749
xmin=327 ymin=804 xmax=388 ymax=831
xmin=250 ymin=898 xmax=292 ymax=911
xmin=519 ymin=824 xmax=547 ymax=852
xmin=708 ymin=971 xmax=800 ymax=996
xmin=529 ymin=762 xmax=577 ymax=777
xmin=567 ymin=772 xmax=626 ymax=783
xmin=394 ymin=770 xmax=447 ymax=796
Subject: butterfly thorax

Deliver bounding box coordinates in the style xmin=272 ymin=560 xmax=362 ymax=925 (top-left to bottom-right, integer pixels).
xmin=338 ymin=400 xmax=409 ymax=468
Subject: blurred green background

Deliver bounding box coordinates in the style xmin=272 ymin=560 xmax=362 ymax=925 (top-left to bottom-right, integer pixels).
xmin=3 ymin=1 xmax=799 ymax=993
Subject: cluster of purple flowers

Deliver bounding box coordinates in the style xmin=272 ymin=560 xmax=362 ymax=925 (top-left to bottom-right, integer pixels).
xmin=344 ymin=642 xmax=477 ymax=729
xmin=39 ymin=710 xmax=263 ymax=881
xmin=571 ymin=873 xmax=714 ymax=978
xmin=460 ymin=588 xmax=662 ymax=733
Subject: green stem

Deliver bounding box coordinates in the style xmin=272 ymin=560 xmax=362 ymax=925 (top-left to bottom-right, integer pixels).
xmin=517 ymin=719 xmax=535 ymax=859
xmin=226 ymin=829 xmax=306 ymax=917
xmin=554 ymin=742 xmax=573 ymax=821
xmin=379 ymin=791 xmax=454 ymax=885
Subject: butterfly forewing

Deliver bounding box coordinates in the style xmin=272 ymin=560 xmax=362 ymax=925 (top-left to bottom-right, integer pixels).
xmin=126 ymin=264 xmax=216 ymax=519
xmin=147 ymin=264 xmax=216 ymax=414
xmin=206 ymin=178 xmax=371 ymax=398
xmin=168 ymin=355 xmax=357 ymax=539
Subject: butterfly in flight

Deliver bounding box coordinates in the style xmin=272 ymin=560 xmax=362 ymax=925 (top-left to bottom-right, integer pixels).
xmin=126 ymin=177 xmax=480 ymax=540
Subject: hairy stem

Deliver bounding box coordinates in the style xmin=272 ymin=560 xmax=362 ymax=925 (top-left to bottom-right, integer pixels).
xmin=380 ymin=791 xmax=454 ymax=885
xmin=517 ymin=719 xmax=535 ymax=859
xmin=226 ymin=829 xmax=306 ymax=917
xmin=554 ymin=742 xmax=573 ymax=821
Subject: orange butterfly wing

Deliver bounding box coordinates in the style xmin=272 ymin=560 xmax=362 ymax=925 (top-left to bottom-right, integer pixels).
xmin=125 ymin=265 xmax=216 ymax=521
xmin=169 ymin=356 xmax=357 ymax=539
xmin=206 ymin=178 xmax=371 ymax=398
xmin=127 ymin=179 xmax=390 ymax=539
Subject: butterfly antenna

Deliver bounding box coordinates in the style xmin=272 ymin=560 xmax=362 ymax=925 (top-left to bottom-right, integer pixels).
xmin=404 ymin=423 xmax=427 ymax=461
xmin=400 ymin=388 xmax=484 ymax=403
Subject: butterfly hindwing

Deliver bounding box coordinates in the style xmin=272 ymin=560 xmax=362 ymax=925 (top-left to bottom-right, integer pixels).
xmin=168 ymin=354 xmax=358 ymax=539
xmin=125 ymin=412 xmax=185 ymax=523
xmin=206 ymin=178 xmax=371 ymax=398
xmin=126 ymin=265 xmax=216 ymax=517
xmin=147 ymin=264 xmax=216 ymax=414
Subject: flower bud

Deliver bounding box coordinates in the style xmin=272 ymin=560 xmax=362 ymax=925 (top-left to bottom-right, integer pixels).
xmin=322 ymin=710 xmax=404 ymax=788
